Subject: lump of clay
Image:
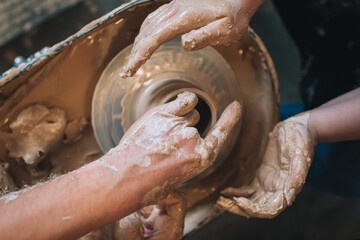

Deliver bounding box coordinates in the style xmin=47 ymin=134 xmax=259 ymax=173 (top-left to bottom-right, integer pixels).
xmin=64 ymin=117 xmax=88 ymax=144
xmin=0 ymin=104 xmax=66 ymax=166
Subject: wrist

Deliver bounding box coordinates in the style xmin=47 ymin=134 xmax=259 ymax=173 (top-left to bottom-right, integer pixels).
xmin=96 ymin=145 xmax=174 ymax=208
xmin=307 ymin=111 xmax=319 ymax=144
xmin=284 ymin=111 xmax=317 ymax=145
xmin=83 ymin=147 xmax=148 ymax=217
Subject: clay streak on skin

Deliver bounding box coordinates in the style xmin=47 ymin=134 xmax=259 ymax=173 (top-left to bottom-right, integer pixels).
xmin=195 ymin=142 xmax=208 ymax=159
xmin=99 ymin=159 xmax=119 ymax=172
xmin=0 ymin=192 xmax=19 ymax=203
xmin=285 ymin=112 xmax=310 ymax=125
xmin=285 ymin=112 xmax=310 ymax=143
xmin=134 ymin=155 xmax=151 ymax=167
xmin=0 ymin=187 xmax=31 ymax=203
xmin=212 ymin=127 xmax=227 ymax=145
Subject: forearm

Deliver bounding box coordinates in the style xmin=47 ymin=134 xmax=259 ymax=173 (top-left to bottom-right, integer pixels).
xmin=308 ymin=88 xmax=360 ymax=143
xmin=0 ymin=148 xmax=151 ymax=240
xmin=0 ymin=92 xmax=240 ymax=240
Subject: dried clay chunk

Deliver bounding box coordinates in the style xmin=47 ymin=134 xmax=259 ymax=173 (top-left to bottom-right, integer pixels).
xmin=64 ymin=117 xmax=88 ymax=144
xmin=0 ymin=104 xmax=66 ymax=166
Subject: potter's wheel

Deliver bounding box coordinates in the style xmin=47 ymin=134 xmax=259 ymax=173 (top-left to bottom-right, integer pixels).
xmin=92 ymin=38 xmax=243 ymax=178
xmin=0 ymin=0 xmax=279 ymax=235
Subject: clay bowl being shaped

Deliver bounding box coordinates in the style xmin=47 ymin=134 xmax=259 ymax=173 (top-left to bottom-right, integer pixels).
xmin=0 ymin=0 xmax=279 ymax=237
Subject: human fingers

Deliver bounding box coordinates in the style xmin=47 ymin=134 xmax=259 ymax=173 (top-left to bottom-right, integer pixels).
xmin=217 ymin=196 xmax=251 ymax=218
xmin=221 ymin=184 xmax=257 ymax=198
xmin=119 ymin=92 xmax=198 ymax=143
xmin=182 ymin=17 xmax=240 ymax=51
xmin=182 ymin=109 xmax=200 ymax=127
xmin=232 ymin=190 xmax=285 ymax=219
xmin=283 ymin=154 xmax=308 ymax=205
xmin=281 ymin=122 xmax=313 ymax=205
xmin=121 ymin=6 xmax=220 ymax=77
xmin=139 ymin=4 xmax=173 ymax=31
xmin=163 ymin=92 xmax=198 ymax=116
xmin=204 ymin=101 xmax=241 ymax=157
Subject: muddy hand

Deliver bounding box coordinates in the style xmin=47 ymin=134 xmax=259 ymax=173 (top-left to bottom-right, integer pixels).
xmin=121 ymin=0 xmax=249 ymax=77
xmin=117 ymin=91 xmax=241 ymax=205
xmin=115 ymin=191 xmax=186 ymax=240
xmin=217 ymin=112 xmax=316 ymax=218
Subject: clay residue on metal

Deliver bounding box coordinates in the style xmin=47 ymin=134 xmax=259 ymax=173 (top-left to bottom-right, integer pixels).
xmin=0 ymin=104 xmax=66 ymax=166
xmin=64 ymin=117 xmax=88 ymax=144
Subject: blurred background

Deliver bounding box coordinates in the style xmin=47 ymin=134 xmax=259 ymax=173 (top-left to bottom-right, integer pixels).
xmin=0 ymin=0 xmax=359 ymax=239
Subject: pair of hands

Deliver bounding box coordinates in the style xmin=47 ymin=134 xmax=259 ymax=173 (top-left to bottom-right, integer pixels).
xmin=113 ymin=92 xmax=240 ymax=239
xmin=114 ymin=92 xmax=315 ymax=240
xmin=114 ymin=0 xmax=316 ymax=238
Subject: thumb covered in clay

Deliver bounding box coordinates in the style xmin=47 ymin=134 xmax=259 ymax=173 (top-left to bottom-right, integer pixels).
xmin=184 ymin=100 xmax=242 ymax=193
xmin=200 ymin=100 xmax=242 ymax=169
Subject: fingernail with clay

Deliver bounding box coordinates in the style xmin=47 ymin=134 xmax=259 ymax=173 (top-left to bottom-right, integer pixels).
xmin=227 ymin=101 xmax=242 ymax=125
xmin=120 ymin=67 xmax=132 ymax=78
xmin=182 ymin=37 xmax=197 ymax=51
xmin=177 ymin=91 xmax=196 ymax=100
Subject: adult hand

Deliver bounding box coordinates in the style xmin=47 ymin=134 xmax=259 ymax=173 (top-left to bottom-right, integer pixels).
xmin=217 ymin=112 xmax=316 ymax=218
xmin=114 ymin=91 xmax=241 ymax=206
xmin=121 ymin=0 xmax=255 ymax=77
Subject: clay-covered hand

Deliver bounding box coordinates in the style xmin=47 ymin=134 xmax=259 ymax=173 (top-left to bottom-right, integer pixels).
xmin=115 ymin=91 xmax=241 ymax=205
xmin=217 ymin=112 xmax=316 ymax=218
xmin=115 ymin=192 xmax=186 ymax=240
xmin=121 ymin=0 xmax=250 ymax=77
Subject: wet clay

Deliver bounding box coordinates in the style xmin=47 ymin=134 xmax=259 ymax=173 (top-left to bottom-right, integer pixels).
xmin=0 ymin=0 xmax=279 ymax=237
xmin=0 ymin=103 xmax=93 ymax=179
xmin=121 ymin=0 xmax=247 ymax=77
xmin=217 ymin=111 xmax=315 ymax=218
xmin=0 ymin=104 xmax=66 ymax=166
xmin=0 ymin=1 xmax=161 ymax=185
xmin=117 ymin=191 xmax=186 ymax=240
xmin=114 ymin=92 xmax=241 ymax=207
xmin=114 ymin=212 xmax=144 ymax=240
xmin=64 ymin=117 xmax=88 ymax=144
